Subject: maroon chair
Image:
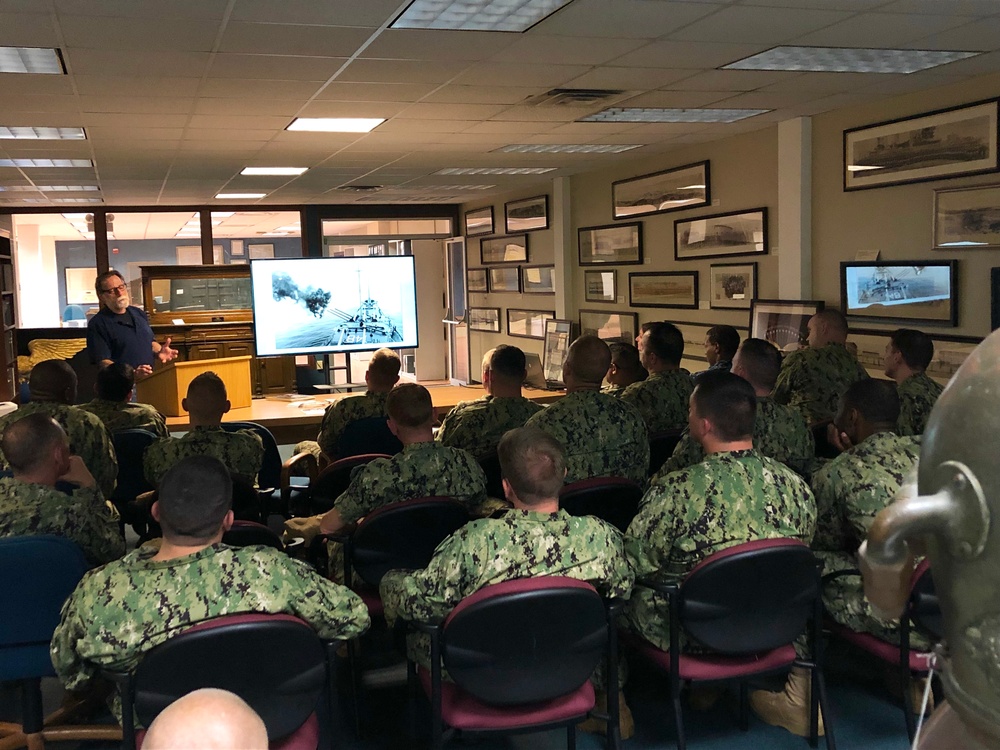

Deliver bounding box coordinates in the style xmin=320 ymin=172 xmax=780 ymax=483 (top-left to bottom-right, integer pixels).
xmin=627 ymin=538 xmax=833 ymax=750
xmin=825 ymin=559 xmax=939 ymax=741
xmin=222 ymin=520 xmax=285 ymax=551
xmin=303 ymin=453 xmax=392 ymax=515
xmin=559 ymin=476 xmax=643 ymax=533
xmin=411 ymin=576 xmax=620 ymax=750
xmin=109 ymin=613 xmax=334 ymax=750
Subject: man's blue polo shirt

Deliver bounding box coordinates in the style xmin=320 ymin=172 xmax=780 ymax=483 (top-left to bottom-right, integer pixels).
xmin=87 ymin=305 xmax=155 ymax=367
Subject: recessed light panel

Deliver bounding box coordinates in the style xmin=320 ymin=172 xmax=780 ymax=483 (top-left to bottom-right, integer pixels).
xmin=0 ymin=158 xmax=93 ymax=167
xmin=436 ymin=167 xmax=556 ymax=175
xmin=286 ymin=118 xmax=385 ymax=133
xmin=723 ymin=46 xmax=979 ymax=74
xmin=391 ymin=0 xmax=571 ymax=32
xmin=50 ymin=198 xmax=103 ymax=203
xmin=0 ymin=47 xmax=64 ymax=74
xmin=240 ymin=167 xmax=309 ymax=176
xmin=578 ymin=108 xmax=768 ymax=124
xmin=498 ymin=143 xmax=642 ymax=154
xmin=0 ymin=126 xmax=85 ymax=140
xmin=215 ymin=193 xmax=267 ymax=199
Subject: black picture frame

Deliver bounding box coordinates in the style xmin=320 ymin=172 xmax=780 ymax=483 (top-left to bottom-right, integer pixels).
xmin=584 ymin=269 xmax=617 ymax=303
xmin=521 ymin=265 xmax=555 ymax=295
xmin=480 ymin=234 xmax=528 ymax=265
xmin=579 ymin=309 xmax=639 ymax=344
xmin=504 ymin=195 xmax=549 ymax=233
xmin=628 ymin=271 xmax=699 ymax=309
xmin=709 ymin=262 xmax=757 ymax=310
xmin=578 ymin=222 xmax=643 ymax=266
xmin=468 ymin=307 xmax=501 ymax=333
xmin=993 ymin=268 xmax=1000 ymax=331
xmin=674 ymin=207 xmax=768 ymax=261
xmin=840 ymin=260 xmax=959 ymax=326
xmin=749 ymin=299 xmax=825 ymax=352
xmin=487 ymin=266 xmax=521 ymax=293
xmin=507 ymin=308 xmax=554 ymax=339
xmin=612 ymin=160 xmax=710 ymax=219
xmin=467 ymin=268 xmax=487 ymax=293
xmin=465 ymin=206 xmax=494 ymax=236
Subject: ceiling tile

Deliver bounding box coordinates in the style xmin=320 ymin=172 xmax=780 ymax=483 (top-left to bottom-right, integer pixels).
xmin=295 ymin=101 xmax=408 ymax=119
xmin=73 ymin=76 xmax=203 ymax=98
xmin=86 ymin=126 xmax=186 ymax=141
xmin=335 ymin=59 xmax=469 ymax=85
xmin=666 ymin=6 xmax=853 ymax=45
xmin=207 ymin=54 xmax=345 ymax=80
xmin=192 ymin=98 xmax=305 ymax=116
xmin=395 ymin=103 xmax=507 ymax=121
xmin=66 ymin=49 xmax=211 ymax=77
xmin=311 ymin=81 xmax=439 ymax=102
xmin=878 ymin=0 xmax=1000 ymax=14
xmin=790 ymin=11 xmax=974 ymax=47
xmin=81 ymin=97 xmax=195 ymax=115
xmin=562 ymin=67 xmax=694 ymax=90
xmin=533 ymin=0 xmax=719 ymax=38
xmin=663 ymin=69 xmax=801 ymax=92
xmin=611 ymin=40 xmax=762 ymax=69
xmin=488 ymin=35 xmax=647 ymax=66
xmin=230 ymin=0 xmax=402 ymax=27
xmin=81 ymin=113 xmax=190 ymax=128
xmin=451 ymin=62 xmax=590 ymax=88
xmin=2 ymin=96 xmax=83 ymax=115
xmin=59 ymin=15 xmax=220 ymax=51
xmin=908 ymin=17 xmax=1000 ymax=51
xmin=359 ymin=29 xmax=517 ymax=62
xmin=418 ymin=85 xmax=543 ymax=106
xmin=376 ymin=119 xmax=477 ymax=134
xmin=54 ymin=0 xmax=231 ymax=20
xmin=0 ymin=12 xmax=60 ymax=46
xmin=218 ymin=22 xmax=373 ymax=57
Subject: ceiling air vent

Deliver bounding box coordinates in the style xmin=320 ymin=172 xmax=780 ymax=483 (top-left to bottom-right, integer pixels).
xmin=522 ymin=88 xmax=626 ymax=107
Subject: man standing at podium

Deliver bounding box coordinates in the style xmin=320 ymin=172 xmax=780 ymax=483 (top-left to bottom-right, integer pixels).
xmin=88 ymin=270 xmax=178 ymax=377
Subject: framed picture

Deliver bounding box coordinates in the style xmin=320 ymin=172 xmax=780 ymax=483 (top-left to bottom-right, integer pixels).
xmin=465 ymin=206 xmax=494 ymax=236
xmin=844 ymin=98 xmax=1000 ymax=191
xmin=480 ymin=234 xmax=528 ymax=265
xmin=612 ymin=160 xmax=710 ymax=219
xmin=507 ymin=308 xmax=554 ymax=339
xmin=933 ymin=184 xmax=1000 ymax=249
xmin=584 ymin=269 xmax=617 ymax=303
xmin=578 ymin=222 xmax=642 ymax=266
xmin=247 ymin=243 xmax=274 ymax=259
xmin=579 ymin=309 xmax=638 ymax=344
xmin=468 ymin=307 xmax=501 ymax=333
xmin=521 ymin=265 xmax=555 ymax=294
xmin=65 ymin=266 xmax=99 ymax=304
xmin=467 ymin=268 xmax=488 ymax=293
xmin=628 ymin=271 xmax=699 ymax=309
xmin=992 ymin=268 xmax=1000 ymax=331
xmin=709 ymin=262 xmax=758 ymax=310
xmin=230 ymin=239 xmax=244 ymax=257
xmin=487 ymin=266 xmax=521 ymax=293
xmin=543 ymin=318 xmax=573 ymax=384
xmin=674 ymin=207 xmax=768 ymax=260
xmin=505 ymin=195 xmax=549 ymax=233
xmin=749 ymin=299 xmax=825 ymax=352
xmin=840 ymin=260 xmax=958 ymax=326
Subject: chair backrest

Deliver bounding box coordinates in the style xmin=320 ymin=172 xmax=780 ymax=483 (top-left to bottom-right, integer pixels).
xmin=559 ymin=476 xmax=643 ymax=533
xmin=131 ymin=613 xmax=325 ymax=742
xmin=478 ymin=452 xmax=504 ymax=500
xmin=337 ymin=416 xmax=402 ymax=459
xmin=350 ymin=496 xmax=470 ymax=587
xmin=648 ymin=429 xmax=684 ymax=476
xmin=679 ymin=538 xmax=819 ymax=654
xmin=222 ymin=520 xmax=284 ymax=551
xmin=310 ymin=453 xmax=391 ymax=513
xmin=442 ymin=577 xmax=607 ymax=706
xmin=220 ymin=421 xmax=281 ymax=490
xmin=909 ymin=560 xmax=942 ymax=641
xmin=111 ymin=429 xmax=159 ymax=504
xmin=0 ymin=536 xmax=89 ymax=680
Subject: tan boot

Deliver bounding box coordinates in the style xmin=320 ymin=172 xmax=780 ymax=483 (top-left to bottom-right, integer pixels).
xmin=578 ymin=690 xmax=635 ymax=741
xmin=749 ymin=667 xmax=825 ymax=737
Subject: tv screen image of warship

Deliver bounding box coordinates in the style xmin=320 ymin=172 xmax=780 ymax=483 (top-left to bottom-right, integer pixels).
xmin=845 ymin=265 xmax=951 ymax=311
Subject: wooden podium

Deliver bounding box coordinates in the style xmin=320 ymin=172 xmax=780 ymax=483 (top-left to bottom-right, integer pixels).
xmin=136 ymin=356 xmax=253 ymax=417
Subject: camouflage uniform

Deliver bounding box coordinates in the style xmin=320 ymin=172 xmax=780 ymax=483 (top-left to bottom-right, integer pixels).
xmin=600 ymin=385 xmax=625 ymax=397
xmin=657 ymin=396 xmax=815 ymax=479
xmin=810 ymin=431 xmax=924 ymax=648
xmin=333 ymin=440 xmax=487 ymax=524
xmin=525 ymin=390 xmax=649 ymax=486
xmin=624 ymin=449 xmax=816 ymax=651
xmin=0 ymin=476 xmax=124 ymax=566
xmin=143 ymin=425 xmax=263 ymax=486
xmin=435 ymin=395 xmax=542 ymax=461
xmin=79 ymin=398 xmax=169 ymax=438
xmin=772 ymin=343 xmax=869 ymax=424
xmin=619 ymin=369 xmax=692 ymax=434
xmin=691 ymin=358 xmax=732 ymax=385
xmin=50 ymin=543 xmax=370 ymax=721
xmin=380 ymin=508 xmax=633 ymax=671
xmin=311 ymin=391 xmax=391 ymax=459
xmin=0 ymin=402 xmax=118 ymax=499
xmin=896 ymin=372 xmax=943 ymax=437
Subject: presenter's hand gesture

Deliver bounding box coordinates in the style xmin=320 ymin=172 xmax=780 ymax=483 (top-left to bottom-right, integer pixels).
xmin=157 ymin=337 xmax=178 ymax=364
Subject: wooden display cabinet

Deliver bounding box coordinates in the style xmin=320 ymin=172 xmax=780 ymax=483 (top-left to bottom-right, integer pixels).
xmin=140 ymin=265 xmax=294 ymax=396
xmin=0 ymin=232 xmax=15 ymax=401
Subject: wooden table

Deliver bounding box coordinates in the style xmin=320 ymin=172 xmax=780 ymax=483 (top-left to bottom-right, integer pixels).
xmin=164 ymin=384 xmax=564 ymax=444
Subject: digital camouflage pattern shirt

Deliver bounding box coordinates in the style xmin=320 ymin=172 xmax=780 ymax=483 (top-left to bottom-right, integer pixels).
xmin=772 ymin=343 xmax=869 ymax=424
xmin=435 ymin=395 xmax=542 ymax=461
xmin=143 ymin=425 xmax=263 ymax=487
xmin=896 ymin=372 xmax=943 ymax=437
xmin=334 ymin=440 xmax=487 ymax=523
xmin=619 ymin=369 xmax=693 ymax=434
xmin=318 ymin=391 xmax=391 ymax=458
xmin=624 ymin=449 xmax=816 ymax=650
xmin=526 ymin=390 xmax=649 ymax=486
xmin=79 ymin=398 xmax=169 ymax=438
xmin=656 ymin=396 xmax=815 ymax=479
xmin=0 ymin=402 xmax=118 ymax=499
xmin=380 ymin=508 xmax=633 ymax=669
xmin=50 ymin=543 xmax=370 ymax=720
xmin=0 ymin=476 xmax=124 ymax=566
xmin=811 ymin=430 xmax=919 ymax=554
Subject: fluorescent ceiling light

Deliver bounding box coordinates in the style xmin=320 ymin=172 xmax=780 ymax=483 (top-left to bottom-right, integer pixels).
xmin=240 ymin=167 xmax=309 ymax=176
xmin=0 ymin=47 xmax=64 ymax=75
xmin=0 ymin=158 xmax=93 ymax=167
xmin=212 ymin=211 xmax=235 ymax=218
xmin=286 ymin=118 xmax=384 ymax=133
xmin=423 ymin=184 xmax=495 ymax=190
xmin=579 ymin=108 xmax=768 ymax=123
xmin=391 ymin=0 xmax=572 ymax=32
xmin=275 ymin=225 xmax=301 ymax=232
xmin=51 ymin=198 xmax=102 ymax=203
xmin=436 ymin=167 xmax=556 ymax=175
xmin=846 ymin=164 xmax=883 ymax=172
xmin=215 ymin=192 xmax=267 ymax=199
xmin=498 ymin=143 xmax=642 ymax=154
xmin=0 ymin=126 xmax=85 ymax=140
xmin=723 ymin=46 xmax=980 ymax=74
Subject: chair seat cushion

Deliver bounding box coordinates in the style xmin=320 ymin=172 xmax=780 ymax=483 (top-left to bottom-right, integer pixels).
xmin=828 ymin=623 xmax=933 ymax=671
xmin=624 ymin=632 xmax=797 ymax=681
xmin=418 ymin=668 xmax=594 ymax=731
xmin=357 ymin=587 xmax=384 ymax=619
xmin=136 ymin=712 xmax=319 ymax=750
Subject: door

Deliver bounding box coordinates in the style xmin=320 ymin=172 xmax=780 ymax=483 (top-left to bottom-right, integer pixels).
xmin=444 ymin=237 xmax=469 ymax=385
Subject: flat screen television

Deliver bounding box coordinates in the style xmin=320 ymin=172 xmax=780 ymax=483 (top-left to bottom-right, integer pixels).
xmin=250 ymin=256 xmax=419 ymax=357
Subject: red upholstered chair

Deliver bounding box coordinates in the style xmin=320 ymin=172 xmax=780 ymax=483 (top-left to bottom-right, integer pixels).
xmin=825 ymin=559 xmax=940 ymax=741
xmin=108 ymin=613 xmax=334 ymax=750
xmin=627 ymin=538 xmax=834 ymax=750
xmin=296 ymin=453 xmax=393 ymax=516
xmin=411 ymin=576 xmax=621 ymax=750
xmin=559 ymin=476 xmax=643 ymax=533
xmin=222 ymin=519 xmax=286 ymax=551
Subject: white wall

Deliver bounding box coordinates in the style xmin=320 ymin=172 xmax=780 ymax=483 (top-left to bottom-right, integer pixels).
xmin=13 ymin=222 xmax=60 ymax=328
xmin=412 ymin=238 xmax=446 ymax=381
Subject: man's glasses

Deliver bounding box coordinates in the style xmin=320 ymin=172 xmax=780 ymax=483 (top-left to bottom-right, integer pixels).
xmin=100 ymin=283 xmax=127 ymax=295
